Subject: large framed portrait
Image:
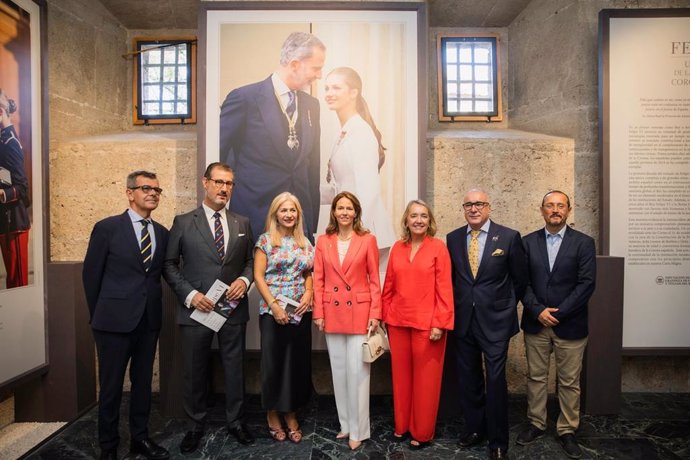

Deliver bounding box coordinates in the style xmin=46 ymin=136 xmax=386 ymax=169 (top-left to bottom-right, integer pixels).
xmin=0 ymin=0 xmax=46 ymax=388
xmin=199 ymin=1 xmax=426 ymax=349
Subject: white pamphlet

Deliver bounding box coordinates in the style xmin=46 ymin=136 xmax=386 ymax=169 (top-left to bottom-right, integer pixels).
xmin=190 ymin=279 xmax=231 ymax=332
xmin=276 ymin=294 xmax=303 ymax=325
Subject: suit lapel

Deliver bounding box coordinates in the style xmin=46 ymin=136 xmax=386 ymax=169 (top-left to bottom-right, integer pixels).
xmin=453 ymin=225 xmax=472 ymax=280
xmin=193 ymin=208 xmax=219 ymax=259
xmin=150 ymin=221 xmax=165 ymax=269
xmin=222 ymin=210 xmax=240 ymax=264
xmin=536 ymin=230 xmax=551 ymax=275
xmin=120 ymin=211 xmax=146 ymax=272
xmin=256 ymin=77 xmax=293 ymax=160
xmin=297 ymin=91 xmax=313 ymax=156
xmin=341 ymin=233 xmax=364 ymax=275
xmin=326 ymin=234 xmax=348 ymax=282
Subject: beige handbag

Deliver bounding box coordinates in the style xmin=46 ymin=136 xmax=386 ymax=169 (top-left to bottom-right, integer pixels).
xmin=362 ymin=325 xmax=390 ymax=363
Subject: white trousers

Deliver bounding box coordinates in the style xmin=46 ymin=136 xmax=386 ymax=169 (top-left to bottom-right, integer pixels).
xmin=325 ymin=333 xmax=371 ymax=441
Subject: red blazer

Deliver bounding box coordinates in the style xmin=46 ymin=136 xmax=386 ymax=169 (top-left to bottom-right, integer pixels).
xmin=382 ymin=237 xmax=454 ymax=331
xmin=313 ymin=232 xmax=382 ymax=334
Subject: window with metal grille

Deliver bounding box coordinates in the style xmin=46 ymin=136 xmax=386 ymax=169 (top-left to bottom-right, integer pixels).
xmin=437 ymin=34 xmax=502 ymax=122
xmin=132 ymin=36 xmax=196 ymax=125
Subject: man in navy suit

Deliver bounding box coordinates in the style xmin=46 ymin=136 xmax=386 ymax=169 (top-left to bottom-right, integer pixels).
xmin=446 ymin=188 xmax=527 ymax=460
xmin=219 ymin=32 xmax=325 ymax=241
xmin=83 ymin=171 xmax=170 ymax=460
xmin=516 ymin=191 xmax=596 ymax=459
xmin=163 ymin=163 xmax=254 ymax=453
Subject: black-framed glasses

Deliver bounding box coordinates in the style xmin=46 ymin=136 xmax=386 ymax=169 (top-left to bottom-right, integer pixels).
xmin=208 ymin=178 xmax=235 ymax=188
xmin=129 ymin=185 xmax=163 ymax=195
xmin=462 ymin=201 xmax=489 ymax=211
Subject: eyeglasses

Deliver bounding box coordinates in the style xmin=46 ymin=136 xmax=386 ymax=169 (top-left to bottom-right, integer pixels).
xmin=543 ymin=203 xmax=568 ymax=210
xmin=208 ymin=178 xmax=235 ymax=188
xmin=462 ymin=201 xmax=489 ymax=211
xmin=129 ymin=185 xmax=163 ymax=195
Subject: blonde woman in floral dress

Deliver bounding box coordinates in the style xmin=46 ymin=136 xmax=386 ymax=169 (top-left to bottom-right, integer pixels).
xmin=254 ymin=192 xmax=315 ymax=444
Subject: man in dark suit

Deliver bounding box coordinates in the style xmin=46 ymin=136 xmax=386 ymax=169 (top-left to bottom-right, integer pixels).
xmin=0 ymin=89 xmax=31 ymax=288
xmin=163 ymin=162 xmax=254 ymax=453
xmin=219 ymin=32 xmax=325 ymax=241
xmin=446 ymin=188 xmax=527 ymax=460
xmin=83 ymin=171 xmax=170 ymax=460
xmin=516 ymin=191 xmax=596 ymax=459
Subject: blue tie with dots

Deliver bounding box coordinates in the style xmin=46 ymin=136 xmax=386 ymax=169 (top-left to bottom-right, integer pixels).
xmin=213 ymin=212 xmax=224 ymax=260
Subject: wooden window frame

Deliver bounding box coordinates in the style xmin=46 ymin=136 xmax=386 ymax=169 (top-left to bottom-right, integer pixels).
xmin=132 ymin=35 xmax=197 ymax=125
xmin=437 ymin=33 xmax=503 ymax=122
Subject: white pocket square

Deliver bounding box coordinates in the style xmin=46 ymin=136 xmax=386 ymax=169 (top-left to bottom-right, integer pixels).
xmin=238 ymin=233 xmax=246 ymax=237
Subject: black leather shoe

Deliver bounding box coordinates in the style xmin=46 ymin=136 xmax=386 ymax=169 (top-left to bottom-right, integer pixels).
xmin=130 ymin=438 xmax=169 ymax=459
xmin=100 ymin=448 xmax=117 ymax=460
xmin=390 ymin=431 xmax=409 ymax=442
xmin=516 ymin=424 xmax=545 ymax=446
xmin=457 ymin=432 xmax=485 ymax=448
xmin=489 ymin=447 xmax=508 ymax=459
xmin=179 ymin=430 xmax=204 ymax=454
xmin=228 ymin=423 xmax=255 ymax=445
xmin=559 ymin=433 xmax=582 ymax=459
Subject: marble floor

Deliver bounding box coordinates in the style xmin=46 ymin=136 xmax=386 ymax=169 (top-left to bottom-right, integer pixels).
xmin=21 ymin=392 xmax=690 ymax=459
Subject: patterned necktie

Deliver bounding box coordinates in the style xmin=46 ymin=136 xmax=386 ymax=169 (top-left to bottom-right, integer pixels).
xmin=213 ymin=212 xmax=225 ymax=260
xmin=469 ymin=229 xmax=480 ymax=278
xmin=286 ymin=90 xmax=296 ymax=119
xmin=140 ymin=220 xmax=152 ymax=271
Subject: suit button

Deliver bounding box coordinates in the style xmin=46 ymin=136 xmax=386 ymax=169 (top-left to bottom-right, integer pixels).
xmin=346 ymin=285 xmax=351 ymax=291
xmin=334 ymin=287 xmax=339 ymax=292
xmin=334 ymin=301 xmax=340 ymax=306
xmin=346 ymin=301 xmax=352 ymax=306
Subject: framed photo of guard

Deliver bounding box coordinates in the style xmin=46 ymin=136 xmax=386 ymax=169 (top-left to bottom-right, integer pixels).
xmin=0 ymin=0 xmax=46 ymax=389
xmin=199 ymin=1 xmax=426 ymax=349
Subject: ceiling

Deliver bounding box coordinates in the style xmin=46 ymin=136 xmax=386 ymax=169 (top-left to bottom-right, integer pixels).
xmin=99 ymin=0 xmax=532 ymax=30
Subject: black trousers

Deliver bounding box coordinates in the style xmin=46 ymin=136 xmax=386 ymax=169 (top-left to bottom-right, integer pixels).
xmin=180 ymin=322 xmax=247 ymax=429
xmin=454 ymin=313 xmax=510 ymax=449
xmin=93 ymin=314 xmax=159 ymax=450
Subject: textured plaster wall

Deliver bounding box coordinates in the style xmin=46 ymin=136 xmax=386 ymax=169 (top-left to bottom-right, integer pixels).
xmin=48 ymin=0 xmax=129 ymax=142
xmin=49 ymin=132 xmax=197 ymax=261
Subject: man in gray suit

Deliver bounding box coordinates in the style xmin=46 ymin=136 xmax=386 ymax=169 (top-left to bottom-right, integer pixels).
xmin=163 ymin=162 xmax=254 ymax=453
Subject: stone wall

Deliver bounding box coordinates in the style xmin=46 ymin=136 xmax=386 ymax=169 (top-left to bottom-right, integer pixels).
xmin=49 ymin=132 xmax=197 ymax=261
xmin=48 ymin=0 xmax=129 ymax=142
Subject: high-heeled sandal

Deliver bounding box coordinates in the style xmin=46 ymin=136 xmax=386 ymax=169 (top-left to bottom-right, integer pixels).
xmin=268 ymin=426 xmax=286 ymax=442
xmin=287 ymin=427 xmax=303 ymax=444
xmin=336 ymin=432 xmax=349 ymax=440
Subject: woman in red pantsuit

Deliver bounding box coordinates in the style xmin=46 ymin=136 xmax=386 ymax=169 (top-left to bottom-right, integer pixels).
xmin=382 ymin=200 xmax=454 ymax=449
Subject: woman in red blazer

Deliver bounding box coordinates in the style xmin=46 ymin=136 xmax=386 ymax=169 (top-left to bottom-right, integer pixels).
xmin=382 ymin=200 xmax=454 ymax=449
xmin=313 ymin=191 xmax=382 ymax=450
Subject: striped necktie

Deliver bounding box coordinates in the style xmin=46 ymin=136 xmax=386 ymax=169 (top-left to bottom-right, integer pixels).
xmin=213 ymin=212 xmax=225 ymax=260
xmin=140 ymin=220 xmax=152 ymax=271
